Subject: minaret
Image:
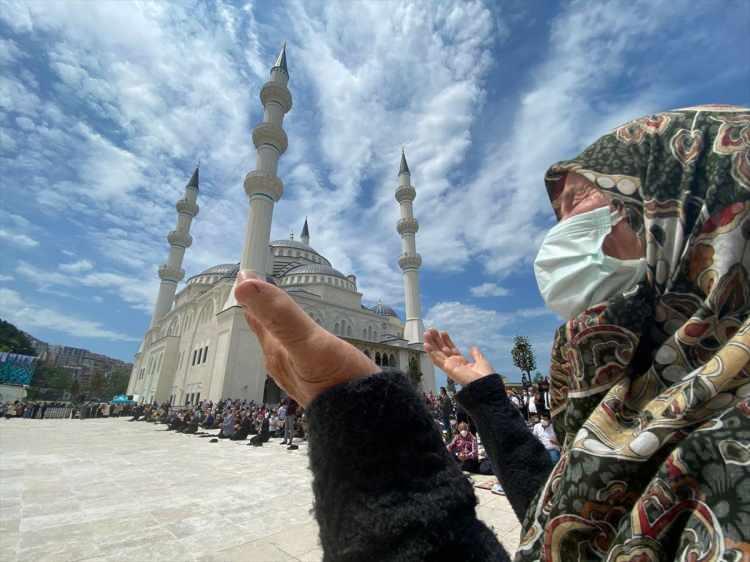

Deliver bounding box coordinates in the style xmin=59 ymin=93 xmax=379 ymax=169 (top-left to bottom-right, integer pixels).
xmin=395 ymin=149 xmax=425 ymax=343
xmin=239 ymin=42 xmax=293 ymax=275
xmin=300 ymin=217 xmax=310 ymax=246
xmin=150 ymin=167 xmax=199 ymax=327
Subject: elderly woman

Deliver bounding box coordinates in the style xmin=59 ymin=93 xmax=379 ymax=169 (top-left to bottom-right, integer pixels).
xmin=235 ymin=105 xmax=749 ymax=561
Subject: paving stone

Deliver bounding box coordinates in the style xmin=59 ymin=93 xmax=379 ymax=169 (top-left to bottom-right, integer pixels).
xmin=1 ymin=417 xmax=521 ymax=561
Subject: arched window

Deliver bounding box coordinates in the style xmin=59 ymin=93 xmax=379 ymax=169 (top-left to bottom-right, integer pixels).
xmin=334 ymin=322 xmax=340 ymax=334
xmin=390 ymin=354 xmax=397 ymax=367
xmin=363 ymin=328 xmax=367 ymax=339
xmin=367 ymin=326 xmax=372 ymax=339
xmin=347 ymin=325 xmax=353 ymax=336
xmin=375 ymin=352 xmax=381 ymax=366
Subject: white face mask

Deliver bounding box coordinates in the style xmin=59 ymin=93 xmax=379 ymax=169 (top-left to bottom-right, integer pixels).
xmin=534 ymin=206 xmax=646 ymax=320
xmin=460 ymin=430 xmax=468 ymax=438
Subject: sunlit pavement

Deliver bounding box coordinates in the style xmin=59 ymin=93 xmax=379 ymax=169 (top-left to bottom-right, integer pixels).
xmin=0 ymin=418 xmax=520 ymax=561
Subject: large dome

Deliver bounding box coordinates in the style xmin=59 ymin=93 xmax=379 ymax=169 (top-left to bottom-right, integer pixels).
xmin=270 ymin=239 xmax=330 ymax=262
xmin=186 ymin=263 xmax=239 ymax=286
xmin=283 ymin=263 xmax=348 ymax=279
xmin=185 ymin=263 xmax=275 ymax=286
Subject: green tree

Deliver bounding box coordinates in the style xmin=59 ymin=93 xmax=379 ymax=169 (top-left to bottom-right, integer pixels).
xmin=29 ymin=363 xmax=73 ymax=399
xmin=407 ymin=356 xmax=423 ymax=387
xmin=104 ymin=367 xmax=131 ymax=398
xmin=0 ymin=319 xmax=35 ymax=355
xmin=533 ymin=371 xmax=544 ymax=384
xmin=71 ymin=378 xmax=81 ymax=400
xmin=511 ymin=335 xmax=536 ymax=387
xmin=89 ymin=371 xmax=106 ymax=398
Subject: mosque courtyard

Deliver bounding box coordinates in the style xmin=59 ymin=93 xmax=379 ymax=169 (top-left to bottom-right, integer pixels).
xmin=0 ymin=418 xmax=521 ymax=562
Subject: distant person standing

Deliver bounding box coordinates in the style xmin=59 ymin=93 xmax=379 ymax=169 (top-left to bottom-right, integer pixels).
xmin=282 ymin=397 xmax=298 ymax=449
xmin=438 ymin=387 xmax=453 ymax=440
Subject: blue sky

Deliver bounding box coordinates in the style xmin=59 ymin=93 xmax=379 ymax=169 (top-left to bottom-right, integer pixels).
xmin=1 ymin=1 xmax=748 ymax=383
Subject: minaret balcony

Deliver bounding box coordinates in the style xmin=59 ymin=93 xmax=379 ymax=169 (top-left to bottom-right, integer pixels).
xmin=397 ymin=217 xmax=419 ymax=235
xmin=395 ymin=185 xmax=416 ymax=203
xmin=158 ymin=264 xmax=185 ymax=283
xmin=260 ymin=81 xmax=293 ymax=113
xmin=167 ymin=230 xmax=193 ymax=248
xmin=398 ymin=253 xmax=422 ymax=271
xmin=176 ymin=198 xmax=199 ymax=217
xmin=244 ymin=171 xmax=284 ymax=202
xmin=252 ymin=122 xmax=288 ymax=154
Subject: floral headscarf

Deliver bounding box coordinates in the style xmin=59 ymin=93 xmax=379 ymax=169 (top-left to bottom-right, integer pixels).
xmin=518 ymin=105 xmax=750 ymax=562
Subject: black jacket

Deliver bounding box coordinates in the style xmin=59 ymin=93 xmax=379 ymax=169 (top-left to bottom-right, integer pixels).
xmin=307 ymin=372 xmax=553 ymax=561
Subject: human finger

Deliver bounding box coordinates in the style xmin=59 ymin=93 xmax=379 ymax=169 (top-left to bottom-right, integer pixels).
xmin=424 ymin=329 xmax=441 ymax=350
xmin=235 ymin=272 xmax=317 ymax=346
xmin=469 ymin=346 xmax=494 ymax=376
xmin=442 ymin=332 xmax=461 ymax=354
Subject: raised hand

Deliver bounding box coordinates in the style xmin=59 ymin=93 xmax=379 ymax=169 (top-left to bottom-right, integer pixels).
xmin=234 ymin=271 xmax=378 ymax=406
xmin=423 ymin=329 xmax=495 ymax=386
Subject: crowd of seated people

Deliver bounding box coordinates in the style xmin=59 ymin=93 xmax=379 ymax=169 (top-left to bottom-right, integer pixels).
xmin=126 ymin=396 xmax=307 ymax=449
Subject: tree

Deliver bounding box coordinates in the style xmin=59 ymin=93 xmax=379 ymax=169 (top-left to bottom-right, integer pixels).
xmin=511 ymin=335 xmax=536 ymax=388
xmin=29 ymin=363 xmax=74 ymax=400
xmin=533 ymin=371 xmax=544 ymax=384
xmin=70 ymin=378 xmax=81 ymax=400
xmin=407 ymin=356 xmax=423 ymax=387
xmin=104 ymin=367 xmax=131 ymax=398
xmin=0 ymin=319 xmax=35 ymax=355
xmin=89 ymin=372 xmax=106 ymax=398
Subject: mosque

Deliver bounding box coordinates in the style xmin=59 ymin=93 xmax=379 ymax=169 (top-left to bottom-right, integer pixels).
xmin=126 ymin=44 xmax=435 ymax=405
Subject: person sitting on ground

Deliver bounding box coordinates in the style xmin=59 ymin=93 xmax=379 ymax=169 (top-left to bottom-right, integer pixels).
xmin=531 ymin=412 xmax=560 ymax=463
xmin=248 ymin=413 xmax=271 ymax=447
xmin=446 ymin=421 xmax=479 ymax=473
xmin=230 ymin=411 xmax=252 ymax=441
xmin=218 ymin=409 xmax=235 ymax=439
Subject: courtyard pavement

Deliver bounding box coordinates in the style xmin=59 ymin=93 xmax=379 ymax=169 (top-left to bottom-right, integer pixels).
xmin=0 ymin=418 xmax=521 ymax=561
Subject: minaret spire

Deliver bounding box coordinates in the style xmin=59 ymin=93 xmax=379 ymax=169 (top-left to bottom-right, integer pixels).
xmin=399 ymin=148 xmax=410 ymax=176
xmin=150 ymin=168 xmax=200 ymax=327
xmin=301 ymin=217 xmax=310 ymax=246
xmin=272 ymin=42 xmax=288 ymax=76
xmin=234 ymin=42 xmax=293 ymax=282
xmin=395 ymin=149 xmax=424 ymax=343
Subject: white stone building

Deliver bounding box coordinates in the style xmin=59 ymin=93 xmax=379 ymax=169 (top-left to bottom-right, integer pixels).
xmin=127 ymin=44 xmax=435 ymax=405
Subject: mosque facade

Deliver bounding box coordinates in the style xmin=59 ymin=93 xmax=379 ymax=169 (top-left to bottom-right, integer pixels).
xmin=126 ymin=44 xmax=435 ymax=405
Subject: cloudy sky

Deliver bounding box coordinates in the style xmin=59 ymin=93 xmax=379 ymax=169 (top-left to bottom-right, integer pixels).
xmin=1 ymin=0 xmax=748 ymax=383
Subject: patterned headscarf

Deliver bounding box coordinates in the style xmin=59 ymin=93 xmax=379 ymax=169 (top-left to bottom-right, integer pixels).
xmin=518 ymin=105 xmax=750 ymax=561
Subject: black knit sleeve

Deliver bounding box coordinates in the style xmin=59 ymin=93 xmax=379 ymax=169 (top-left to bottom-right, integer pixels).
xmin=456 ymin=374 xmax=552 ymax=523
xmin=306 ymin=372 xmax=511 ymax=562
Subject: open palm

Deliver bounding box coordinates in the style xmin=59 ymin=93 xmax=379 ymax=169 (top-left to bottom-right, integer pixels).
xmin=423 ymin=329 xmax=495 ymax=386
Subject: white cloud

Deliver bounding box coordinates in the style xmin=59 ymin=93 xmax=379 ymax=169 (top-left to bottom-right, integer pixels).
xmin=0 ymin=38 xmax=24 ymax=65
xmin=0 ymin=274 xmax=13 ymax=282
xmin=425 ymin=299 xmax=557 ymax=382
xmin=470 ymin=282 xmax=510 ymax=297
xmin=59 ymin=259 xmax=94 ymax=274
xmin=0 ymin=228 xmax=38 ymax=248
xmin=16 ymin=261 xmax=157 ymax=314
xmin=0 ymin=288 xmax=137 ymax=342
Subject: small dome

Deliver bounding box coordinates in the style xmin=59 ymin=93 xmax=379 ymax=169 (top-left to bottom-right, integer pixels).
xmin=283 ymin=263 xmax=347 ymax=280
xmin=371 ymin=302 xmax=400 ymax=319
